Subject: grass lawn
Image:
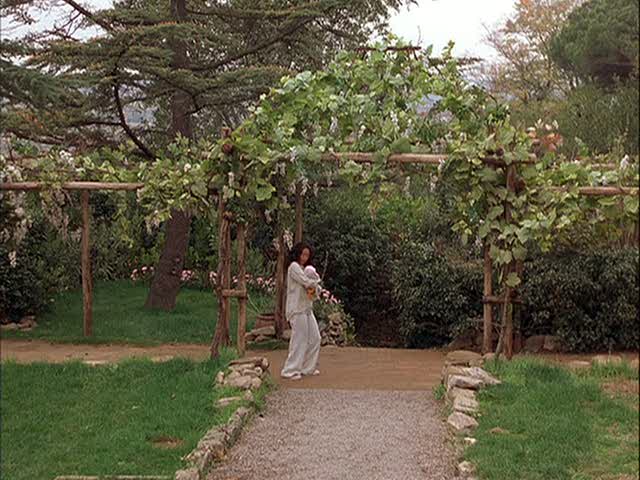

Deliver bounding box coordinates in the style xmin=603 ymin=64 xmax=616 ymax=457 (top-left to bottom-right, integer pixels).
xmin=467 ymin=358 xmax=639 ymax=480
xmin=1 ymin=280 xmax=273 ymax=345
xmin=1 ymin=354 xmax=270 ymax=480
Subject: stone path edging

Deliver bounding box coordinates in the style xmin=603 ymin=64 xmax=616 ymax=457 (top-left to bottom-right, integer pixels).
xmin=440 ymin=350 xmax=502 ymax=480
xmin=174 ymin=356 xmax=271 ymax=480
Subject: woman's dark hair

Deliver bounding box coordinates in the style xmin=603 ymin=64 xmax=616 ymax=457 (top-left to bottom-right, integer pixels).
xmin=289 ymin=242 xmax=314 ymax=266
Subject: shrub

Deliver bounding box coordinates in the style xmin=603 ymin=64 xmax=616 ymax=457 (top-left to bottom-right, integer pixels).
xmin=391 ymin=241 xmax=483 ymax=348
xmin=521 ymin=248 xmax=639 ymax=352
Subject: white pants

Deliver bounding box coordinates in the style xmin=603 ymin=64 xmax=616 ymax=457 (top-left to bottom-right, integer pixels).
xmin=281 ymin=310 xmax=321 ymax=377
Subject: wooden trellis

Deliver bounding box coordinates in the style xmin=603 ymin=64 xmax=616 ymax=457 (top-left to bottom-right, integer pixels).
xmin=2 ymin=152 xmax=637 ymax=360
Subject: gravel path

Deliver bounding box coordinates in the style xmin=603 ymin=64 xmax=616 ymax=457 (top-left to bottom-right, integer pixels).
xmin=209 ymin=388 xmax=456 ymax=480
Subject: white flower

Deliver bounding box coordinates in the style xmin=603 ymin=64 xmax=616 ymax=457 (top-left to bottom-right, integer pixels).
xmin=330 ymin=117 xmax=339 ymax=134
xmin=183 ymin=163 xmax=192 ymax=172
xmin=228 ymin=172 xmax=235 ymax=187
xmin=14 ymin=207 xmax=25 ymax=218
xmin=620 ymin=155 xmax=630 ymax=170
xmin=8 ymin=251 xmax=17 ymax=268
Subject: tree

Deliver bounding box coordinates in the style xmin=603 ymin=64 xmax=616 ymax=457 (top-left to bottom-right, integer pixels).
xmin=1 ymin=0 xmax=408 ymax=310
xmin=550 ymin=0 xmax=639 ymax=85
xmin=480 ymin=0 xmax=581 ymax=104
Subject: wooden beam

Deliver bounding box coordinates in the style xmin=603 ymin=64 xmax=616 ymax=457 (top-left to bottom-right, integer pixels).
xmin=274 ymin=231 xmax=287 ymax=339
xmin=0 ymin=181 xmax=143 ymax=191
xmin=236 ymin=224 xmax=247 ymax=357
xmin=80 ymin=190 xmax=93 ymax=337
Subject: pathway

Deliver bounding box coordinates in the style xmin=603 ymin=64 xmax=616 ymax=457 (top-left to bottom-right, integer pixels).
xmin=0 ymin=339 xmax=445 ymax=389
xmin=1 ymin=339 xmax=455 ymax=479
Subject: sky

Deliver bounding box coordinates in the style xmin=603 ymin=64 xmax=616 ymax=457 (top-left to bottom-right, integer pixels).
xmin=389 ymin=0 xmax=517 ymax=60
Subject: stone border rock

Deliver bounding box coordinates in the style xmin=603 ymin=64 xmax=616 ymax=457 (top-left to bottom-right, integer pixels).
xmin=174 ymin=356 xmax=271 ymax=480
xmin=440 ymin=350 xmax=502 ymax=479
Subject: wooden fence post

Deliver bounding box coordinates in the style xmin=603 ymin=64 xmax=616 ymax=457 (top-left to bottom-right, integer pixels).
xmin=482 ymin=244 xmax=493 ymax=353
xmin=236 ymin=223 xmax=247 ymax=356
xmin=210 ymin=198 xmax=232 ymax=359
xmin=81 ymin=190 xmax=93 ymax=337
xmin=274 ymin=230 xmax=287 ymax=339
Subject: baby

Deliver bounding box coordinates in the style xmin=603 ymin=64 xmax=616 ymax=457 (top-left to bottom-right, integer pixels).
xmin=304 ymin=265 xmax=322 ymax=300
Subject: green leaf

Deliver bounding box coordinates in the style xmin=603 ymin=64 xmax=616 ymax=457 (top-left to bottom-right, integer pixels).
xmin=505 ymin=272 xmax=521 ymax=288
xmin=255 ymin=182 xmax=275 ymax=202
xmin=389 ymin=137 xmax=412 ymax=154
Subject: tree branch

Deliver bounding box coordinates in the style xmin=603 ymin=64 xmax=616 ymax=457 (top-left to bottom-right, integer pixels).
xmin=60 ymin=0 xmax=114 ymax=32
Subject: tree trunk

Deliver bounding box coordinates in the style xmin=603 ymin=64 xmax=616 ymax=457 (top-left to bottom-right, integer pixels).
xmin=145 ymin=210 xmax=191 ymax=310
xmin=211 ymin=204 xmax=232 ymax=359
xmin=145 ymin=0 xmax=193 ymax=310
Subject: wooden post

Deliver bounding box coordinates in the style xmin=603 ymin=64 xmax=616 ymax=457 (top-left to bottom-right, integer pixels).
xmin=482 ymin=244 xmax=493 ymax=353
xmin=503 ymin=163 xmax=517 ymax=359
xmin=236 ymin=223 xmax=247 ymax=356
xmin=210 ymin=198 xmax=232 ymax=359
xmin=295 ymin=183 xmax=304 ymax=243
xmin=223 ymin=216 xmax=232 ymax=331
xmin=81 ymin=190 xmax=93 ymax=337
xmin=274 ymin=230 xmax=287 ymax=339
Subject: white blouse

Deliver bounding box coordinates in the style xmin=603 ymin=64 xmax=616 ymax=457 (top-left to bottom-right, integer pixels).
xmin=285 ymin=261 xmax=320 ymax=320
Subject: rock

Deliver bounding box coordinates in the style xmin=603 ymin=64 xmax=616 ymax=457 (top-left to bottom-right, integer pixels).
xmin=453 ymin=394 xmax=479 ymax=415
xmin=447 ymin=387 xmax=477 ymax=403
xmin=226 ymin=370 xmax=241 ymax=381
xmin=447 ymin=375 xmax=484 ymax=391
xmin=250 ymin=326 xmax=275 ymax=337
xmin=184 ymin=447 xmax=214 ymax=471
xmin=19 ymin=315 xmax=36 ymax=326
xmin=254 ymin=335 xmax=270 ymax=343
xmin=260 ymin=357 xmax=269 ymax=371
xmin=543 ymin=335 xmax=561 ymax=352
xmin=447 ymin=412 xmax=479 ymax=433
xmin=253 ymin=366 xmax=263 ymax=377
xmin=457 ymin=461 xmax=476 ymax=476
xmin=464 ymin=367 xmax=501 ymax=386
xmin=250 ymin=377 xmax=262 ymax=390
xmin=215 ymin=371 xmax=225 ymax=384
xmin=464 ymin=437 xmax=477 ymax=446
xmin=244 ymin=332 xmax=256 ymax=341
xmin=0 ymin=323 xmax=18 ymax=331
xmin=226 ymin=375 xmax=253 ymax=390
xmin=230 ymin=356 xmax=261 ymax=366
xmin=592 ymin=354 xmax=623 ymax=365
xmin=282 ymin=329 xmax=292 ymax=340
xmin=175 ymin=467 xmax=200 ymax=480
xmin=482 ymin=353 xmax=496 ymax=362
xmin=151 ymin=355 xmax=174 ymax=363
xmin=630 ymin=358 xmax=639 ymax=370
xmin=217 ymin=396 xmax=242 ymax=407
xmin=243 ymin=390 xmax=254 ymax=402
xmin=445 ymin=350 xmax=483 ymax=367
xmin=82 ymin=360 xmax=109 ymax=367
xmin=441 ymin=365 xmax=467 ymax=384
xmin=567 ymin=360 xmax=591 ymax=370
xmin=524 ymin=335 xmax=546 ymax=353
xmin=224 ymin=407 xmax=251 ymax=445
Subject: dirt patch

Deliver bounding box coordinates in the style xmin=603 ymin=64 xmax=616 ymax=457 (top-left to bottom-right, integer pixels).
xmin=601 ymin=380 xmax=640 ymax=397
xmin=149 ymin=435 xmax=184 ymax=449
xmin=0 ymin=339 xmax=446 ymax=390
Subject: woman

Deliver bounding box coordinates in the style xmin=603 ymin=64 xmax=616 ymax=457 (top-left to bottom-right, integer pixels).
xmin=280 ymin=242 xmax=322 ymax=380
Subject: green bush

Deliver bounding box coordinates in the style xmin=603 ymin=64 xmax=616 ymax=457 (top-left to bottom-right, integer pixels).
xmin=521 ymin=248 xmax=639 ymax=352
xmin=391 ymin=241 xmax=483 ymax=348
xmin=305 ymin=187 xmax=397 ymax=335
